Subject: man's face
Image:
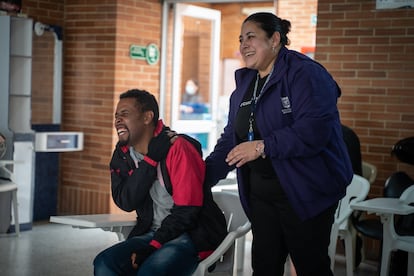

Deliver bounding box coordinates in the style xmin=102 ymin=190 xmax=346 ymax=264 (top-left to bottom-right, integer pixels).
xmin=114 ymin=97 xmax=146 ymax=147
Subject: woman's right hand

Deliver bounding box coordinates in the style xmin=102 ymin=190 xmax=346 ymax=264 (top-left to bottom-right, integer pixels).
xmin=226 ymin=140 xmax=263 ymax=167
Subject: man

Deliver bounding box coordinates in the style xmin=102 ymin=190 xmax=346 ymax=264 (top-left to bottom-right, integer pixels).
xmin=93 ymin=89 xmax=226 ymax=276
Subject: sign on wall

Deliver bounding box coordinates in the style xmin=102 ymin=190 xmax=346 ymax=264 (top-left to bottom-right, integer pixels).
xmin=376 ymin=0 xmax=414 ymax=9
xmin=129 ymin=43 xmax=159 ymax=65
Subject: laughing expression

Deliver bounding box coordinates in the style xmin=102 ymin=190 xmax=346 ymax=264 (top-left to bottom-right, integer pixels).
xmin=239 ymin=21 xmax=280 ymax=76
xmin=114 ymin=97 xmax=145 ymax=147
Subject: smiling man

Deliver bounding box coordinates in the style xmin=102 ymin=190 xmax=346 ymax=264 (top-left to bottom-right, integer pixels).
xmin=93 ymin=89 xmax=226 ymax=276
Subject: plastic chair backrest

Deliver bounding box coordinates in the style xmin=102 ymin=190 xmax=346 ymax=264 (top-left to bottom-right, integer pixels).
xmin=362 ymin=161 xmax=377 ymax=185
xmin=329 ymin=174 xmax=370 ymax=269
xmin=212 ymin=191 xmax=248 ymax=233
xmin=397 ymin=185 xmax=414 ymax=235
xmin=335 ymin=174 xmax=370 ymax=228
xmin=400 ymin=185 xmax=414 ymax=205
xmin=193 ymin=191 xmax=250 ymax=275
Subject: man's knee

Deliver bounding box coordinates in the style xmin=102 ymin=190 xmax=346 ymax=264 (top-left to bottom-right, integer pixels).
xmin=93 ymin=254 xmax=107 ymax=275
xmin=93 ymin=250 xmax=117 ymax=276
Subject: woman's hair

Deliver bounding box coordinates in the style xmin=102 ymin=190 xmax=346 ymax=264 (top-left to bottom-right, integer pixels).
xmin=120 ymin=89 xmax=159 ymax=126
xmin=243 ymin=12 xmax=291 ymax=46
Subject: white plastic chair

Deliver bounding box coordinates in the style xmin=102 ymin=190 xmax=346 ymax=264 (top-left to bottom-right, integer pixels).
xmin=193 ymin=190 xmax=251 ymax=276
xmin=329 ymin=174 xmax=370 ymax=276
xmin=362 ymin=161 xmax=377 ymax=185
xmin=0 ymin=162 xmax=19 ymax=236
xmin=380 ymin=185 xmax=414 ymax=276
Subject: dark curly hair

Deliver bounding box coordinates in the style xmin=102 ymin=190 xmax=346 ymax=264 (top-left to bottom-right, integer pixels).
xmin=120 ymin=89 xmax=159 ymax=126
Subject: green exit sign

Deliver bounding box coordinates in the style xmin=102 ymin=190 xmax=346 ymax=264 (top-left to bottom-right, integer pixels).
xmin=129 ymin=43 xmax=159 ymax=65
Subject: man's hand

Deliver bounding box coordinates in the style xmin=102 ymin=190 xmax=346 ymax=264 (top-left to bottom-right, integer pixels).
xmin=131 ymin=245 xmax=157 ymax=270
xmin=110 ymin=146 xmax=131 ymax=175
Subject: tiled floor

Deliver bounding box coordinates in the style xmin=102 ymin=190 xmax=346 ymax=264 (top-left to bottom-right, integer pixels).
xmin=0 ymin=221 xmax=379 ymax=276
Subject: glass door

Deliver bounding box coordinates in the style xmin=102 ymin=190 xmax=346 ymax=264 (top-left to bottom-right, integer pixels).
xmin=170 ymin=3 xmax=221 ymax=156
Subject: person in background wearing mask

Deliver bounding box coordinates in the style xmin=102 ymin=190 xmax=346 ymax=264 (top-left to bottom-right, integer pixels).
xmin=182 ymin=78 xmax=202 ymax=104
xmin=180 ymin=79 xmax=207 ymax=116
xmin=204 ymin=12 xmax=353 ymax=276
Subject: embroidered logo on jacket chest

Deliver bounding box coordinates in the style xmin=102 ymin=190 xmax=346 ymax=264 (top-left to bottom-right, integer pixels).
xmin=281 ymin=96 xmax=292 ymax=114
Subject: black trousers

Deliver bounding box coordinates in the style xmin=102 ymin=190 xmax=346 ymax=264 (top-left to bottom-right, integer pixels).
xmin=248 ymin=171 xmax=337 ymax=276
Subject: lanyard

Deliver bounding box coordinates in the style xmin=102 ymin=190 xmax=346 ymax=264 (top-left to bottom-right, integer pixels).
xmin=248 ymin=66 xmax=274 ymax=141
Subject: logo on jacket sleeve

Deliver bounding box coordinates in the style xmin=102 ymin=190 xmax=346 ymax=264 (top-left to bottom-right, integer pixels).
xmin=281 ymin=96 xmax=292 ymax=114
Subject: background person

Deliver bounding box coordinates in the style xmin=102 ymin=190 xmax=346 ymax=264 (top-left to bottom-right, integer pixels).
xmin=204 ymin=12 xmax=353 ymax=276
xmin=93 ymin=89 xmax=226 ymax=276
xmin=180 ymin=78 xmax=208 ymax=117
xmin=182 ymin=78 xmax=202 ymax=104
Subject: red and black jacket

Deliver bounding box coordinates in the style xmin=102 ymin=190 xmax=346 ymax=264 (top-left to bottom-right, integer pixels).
xmin=110 ymin=124 xmax=227 ymax=260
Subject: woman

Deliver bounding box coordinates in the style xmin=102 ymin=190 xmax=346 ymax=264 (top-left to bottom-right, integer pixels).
xmin=182 ymin=79 xmax=202 ymax=104
xmin=180 ymin=78 xmax=208 ymax=117
xmin=205 ymin=12 xmax=353 ymax=276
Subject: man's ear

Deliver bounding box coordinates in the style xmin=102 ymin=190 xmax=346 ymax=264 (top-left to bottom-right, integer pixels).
xmin=143 ymin=111 xmax=154 ymax=125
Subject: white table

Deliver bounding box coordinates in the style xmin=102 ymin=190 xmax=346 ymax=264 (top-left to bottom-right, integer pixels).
xmin=50 ymin=213 xmax=137 ymax=241
xmin=351 ymin=198 xmax=414 ymax=276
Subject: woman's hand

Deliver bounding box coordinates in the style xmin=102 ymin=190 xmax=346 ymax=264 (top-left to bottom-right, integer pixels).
xmin=226 ymin=140 xmax=263 ymax=167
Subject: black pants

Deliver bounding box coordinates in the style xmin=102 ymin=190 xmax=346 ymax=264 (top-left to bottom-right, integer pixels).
xmin=249 ymin=171 xmax=336 ymax=276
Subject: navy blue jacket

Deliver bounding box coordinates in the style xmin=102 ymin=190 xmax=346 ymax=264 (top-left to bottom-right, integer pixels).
xmin=206 ymin=46 xmax=353 ymax=220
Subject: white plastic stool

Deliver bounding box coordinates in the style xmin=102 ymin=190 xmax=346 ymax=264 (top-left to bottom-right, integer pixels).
xmin=0 ymin=180 xmax=19 ymax=236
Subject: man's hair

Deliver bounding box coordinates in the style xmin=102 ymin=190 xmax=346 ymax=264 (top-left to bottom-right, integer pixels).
xmin=120 ymin=89 xmax=159 ymax=126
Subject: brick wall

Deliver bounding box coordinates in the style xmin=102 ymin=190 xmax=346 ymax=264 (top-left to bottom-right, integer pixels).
xmin=60 ymin=1 xmax=118 ymax=214
xmin=317 ymin=0 xmax=414 ymax=259
xmin=277 ymin=0 xmax=318 ymax=53
xmin=317 ymin=0 xmax=414 ymax=193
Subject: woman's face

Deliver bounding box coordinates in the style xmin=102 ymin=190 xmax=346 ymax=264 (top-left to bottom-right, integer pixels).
xmin=239 ymin=21 xmax=280 ymax=76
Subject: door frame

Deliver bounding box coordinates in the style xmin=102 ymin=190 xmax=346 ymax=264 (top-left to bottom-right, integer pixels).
xmin=160 ymin=1 xmax=271 ymax=118
xmin=160 ymin=2 xmax=221 ymax=154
